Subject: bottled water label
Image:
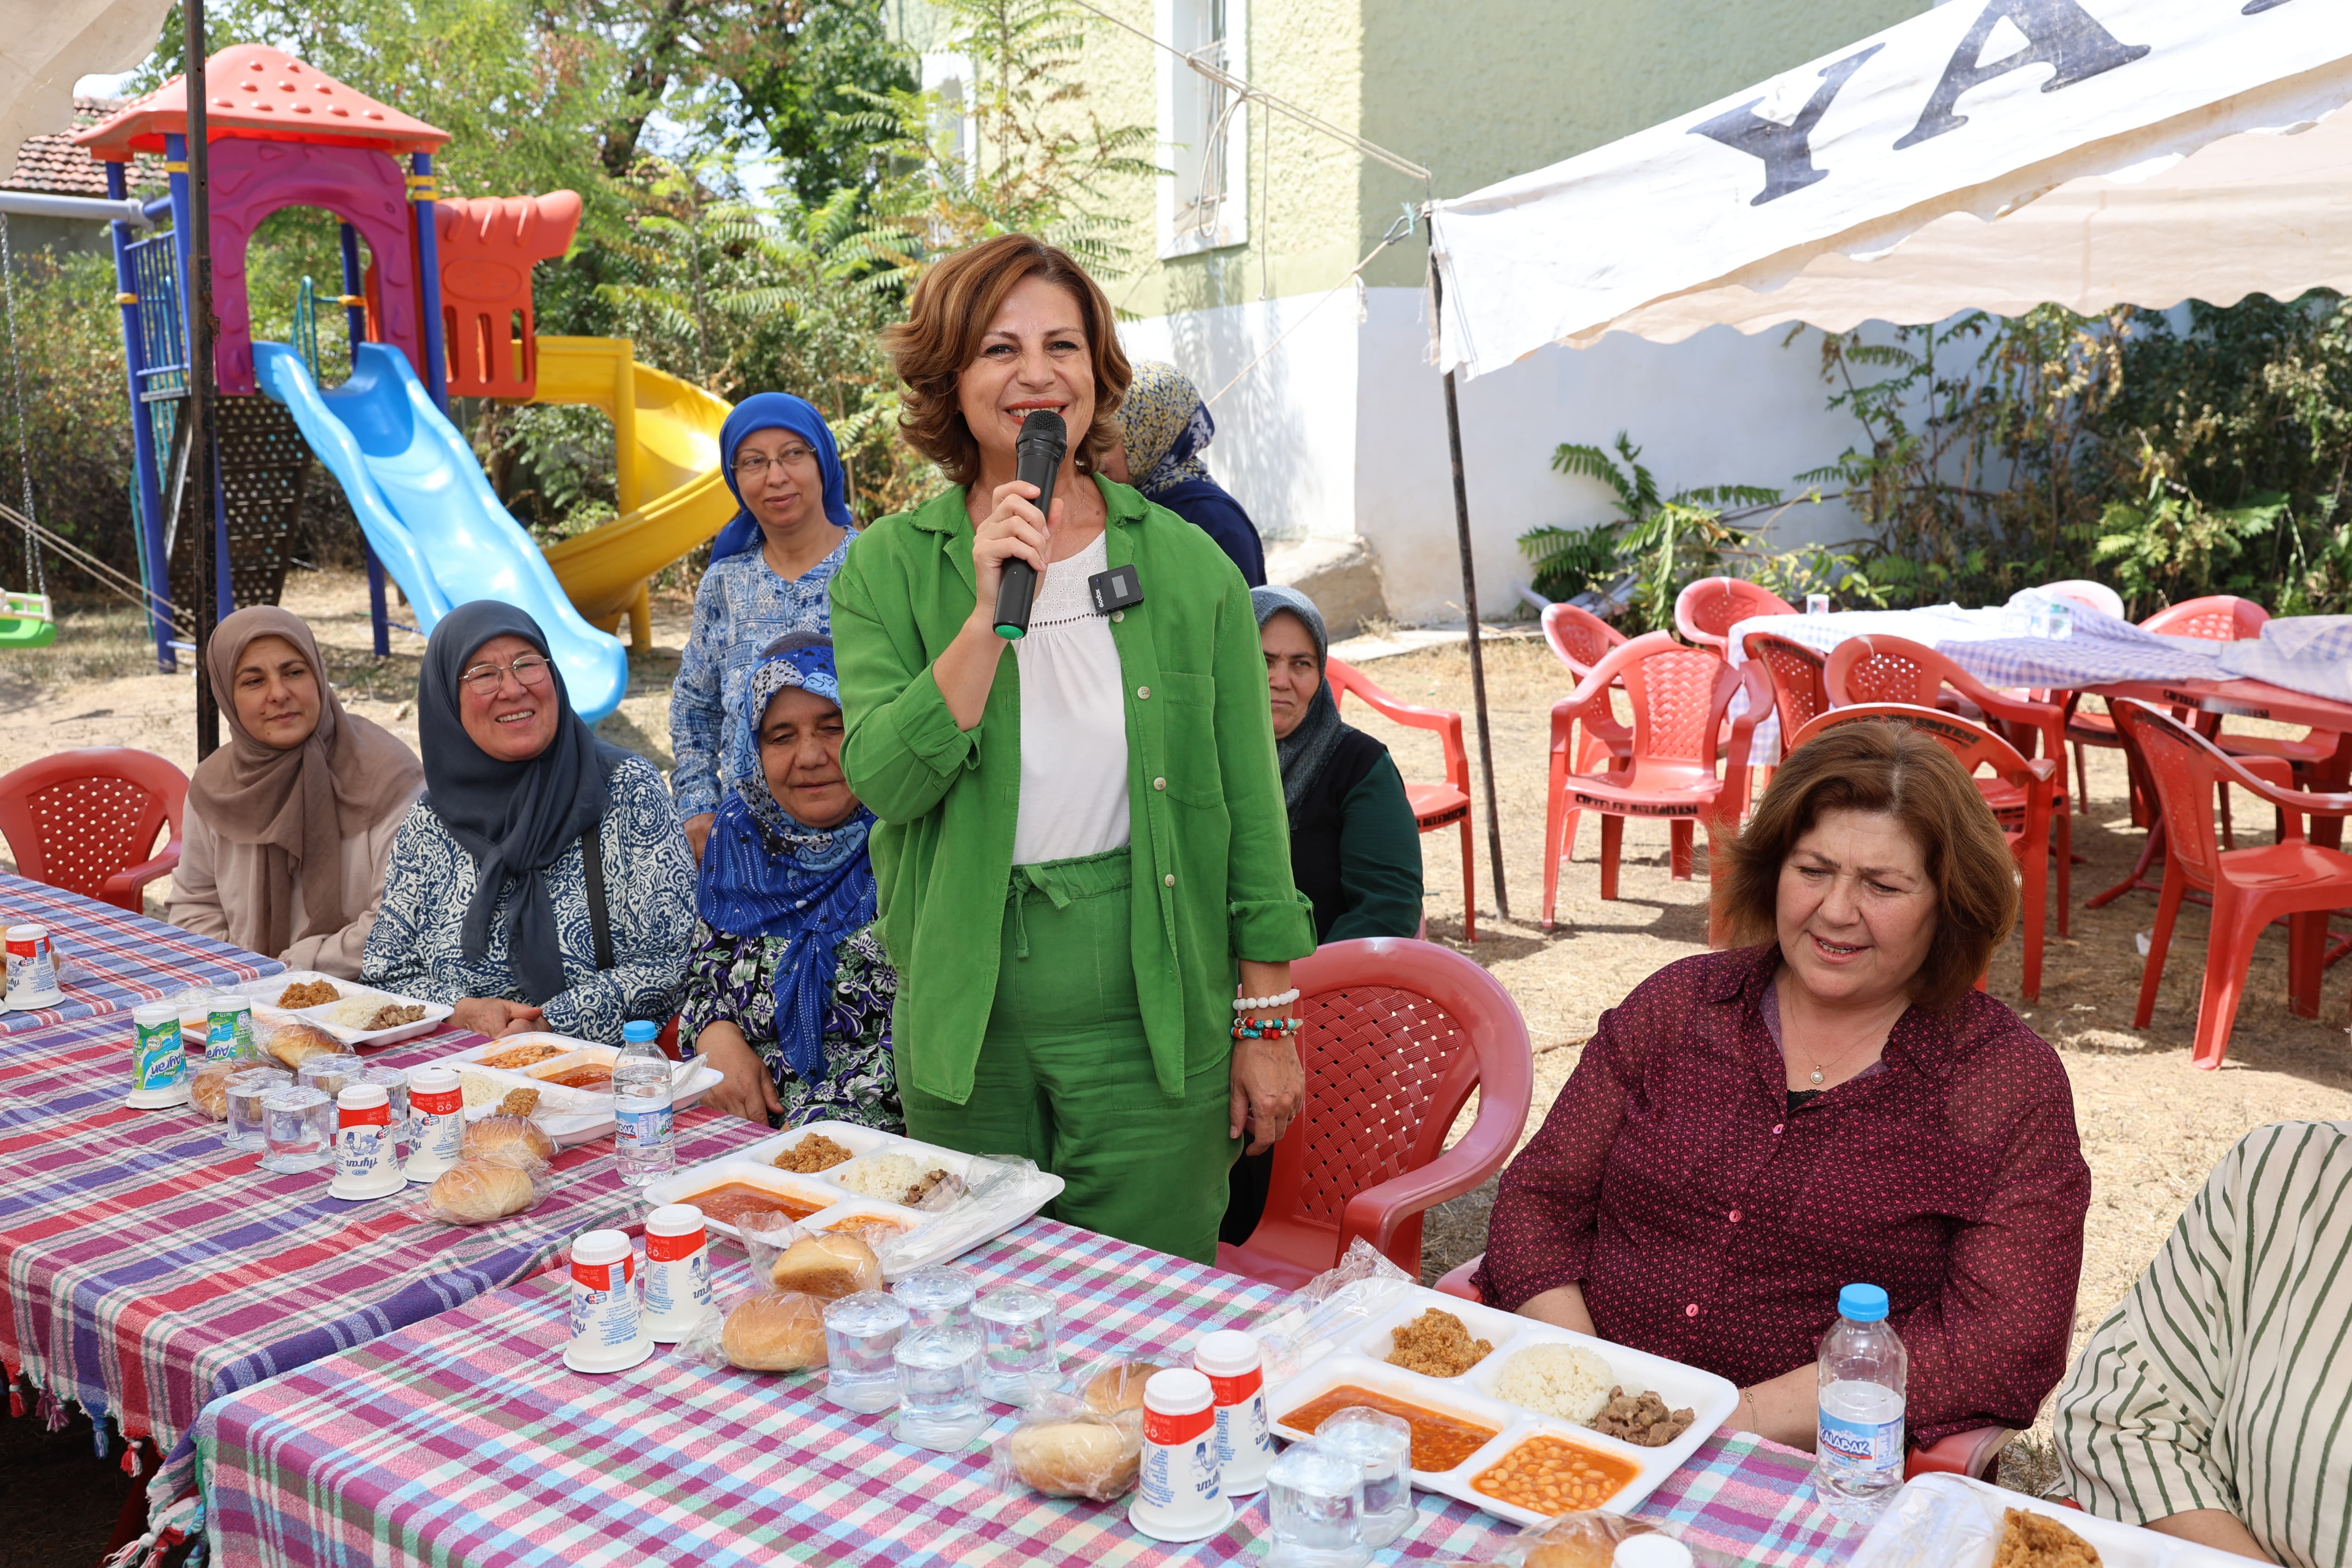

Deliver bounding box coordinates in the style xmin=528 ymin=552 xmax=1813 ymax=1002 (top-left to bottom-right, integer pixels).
xmin=615 ymin=1102 xmax=673 ymax=1156
xmin=1818 ymin=1381 xmax=1904 ymax=1476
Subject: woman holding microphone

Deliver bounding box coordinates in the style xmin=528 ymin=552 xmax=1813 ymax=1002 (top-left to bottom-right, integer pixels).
xmin=830 ymin=234 xmax=1315 ymax=1262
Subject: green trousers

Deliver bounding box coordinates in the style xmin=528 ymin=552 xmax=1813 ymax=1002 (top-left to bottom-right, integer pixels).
xmin=899 ymin=847 xmax=1235 ymax=1264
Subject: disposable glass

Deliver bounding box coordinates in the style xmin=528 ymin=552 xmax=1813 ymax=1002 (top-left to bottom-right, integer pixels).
xmin=259 ymin=1086 xmax=334 ymax=1173
xmin=1316 ymin=1408 xmax=1413 ymax=1547
xmin=224 ymin=1068 xmax=288 ymax=1152
xmin=894 ymin=1327 xmax=986 ymax=1450
xmin=891 ymin=1265 xmax=977 ymax=1335
xmin=974 ymin=1285 xmax=1058 ymax=1405
xmin=823 ymin=1291 xmax=911 ymax=1414
xmin=1265 ymin=1439 xmax=1368 ymax=1568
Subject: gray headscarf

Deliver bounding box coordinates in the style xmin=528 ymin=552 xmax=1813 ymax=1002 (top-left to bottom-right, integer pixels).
xmin=418 ymin=601 xmax=631 ymax=1004
xmin=1252 ymin=585 xmax=1346 ymax=827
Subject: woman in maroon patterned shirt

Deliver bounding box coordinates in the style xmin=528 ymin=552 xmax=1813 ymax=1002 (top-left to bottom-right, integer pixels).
xmin=1475 ymin=719 xmax=2090 ymax=1452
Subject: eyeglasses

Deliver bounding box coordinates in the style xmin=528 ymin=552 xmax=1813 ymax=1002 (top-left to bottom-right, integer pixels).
xmin=733 ymin=447 xmax=818 ymax=478
xmin=458 ymin=653 xmax=553 ymax=696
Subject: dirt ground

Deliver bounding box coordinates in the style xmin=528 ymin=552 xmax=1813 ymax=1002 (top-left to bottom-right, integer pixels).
xmin=6 ymin=568 xmax=2350 ymax=1497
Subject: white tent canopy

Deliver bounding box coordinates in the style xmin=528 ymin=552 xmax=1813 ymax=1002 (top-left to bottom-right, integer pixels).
xmin=1 ymin=0 xmax=171 ymax=178
xmin=1430 ymin=0 xmax=2352 ymax=374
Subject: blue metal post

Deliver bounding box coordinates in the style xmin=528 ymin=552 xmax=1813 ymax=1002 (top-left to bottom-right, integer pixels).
xmin=339 ymin=220 xmax=390 ymax=656
xmin=410 ymin=152 xmax=447 ymax=413
xmin=107 ymin=161 xmax=174 ymax=670
xmin=164 ymin=130 xmax=232 ymax=626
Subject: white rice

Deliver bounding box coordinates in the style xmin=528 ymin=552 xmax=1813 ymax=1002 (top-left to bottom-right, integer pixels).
xmin=835 ymin=1151 xmax=925 ymax=1201
xmin=326 ymin=995 xmax=398 ymax=1027
xmin=1490 ymin=1342 xmax=1617 ymax=1423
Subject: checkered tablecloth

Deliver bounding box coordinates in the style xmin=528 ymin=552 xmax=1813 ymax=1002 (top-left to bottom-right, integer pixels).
xmin=0 ymin=872 xmax=284 ymax=1034
xmin=193 ymin=1222 xmax=1861 ymax=1568
xmin=0 ymin=1012 xmax=759 ymax=1525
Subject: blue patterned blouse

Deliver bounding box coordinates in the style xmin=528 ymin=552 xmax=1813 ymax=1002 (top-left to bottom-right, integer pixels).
xmin=362 ymin=754 xmax=700 ymax=1042
xmin=668 ymin=538 xmax=851 ymax=820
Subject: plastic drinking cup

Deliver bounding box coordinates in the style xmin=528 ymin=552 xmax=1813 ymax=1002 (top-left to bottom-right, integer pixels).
xmin=1316 ymin=1407 xmax=1414 ymax=1547
xmin=891 ymin=1265 xmax=977 ymax=1335
xmin=224 ymin=1067 xmax=290 ymax=1151
xmin=823 ymin=1291 xmax=911 ymax=1414
xmin=893 ymin=1327 xmax=986 ymax=1450
xmin=259 ymin=1086 xmax=334 ymax=1173
xmin=1265 ymin=1439 xmax=1369 ymax=1568
xmin=296 ymin=1053 xmax=365 ymax=1101
xmin=360 ymin=1065 xmax=409 ymax=1137
xmin=974 ymin=1285 xmax=1059 ymax=1405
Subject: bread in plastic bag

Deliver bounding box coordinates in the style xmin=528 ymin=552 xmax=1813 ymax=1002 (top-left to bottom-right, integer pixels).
xmin=1078 ymin=1356 xmax=1166 ymax=1421
xmin=768 ymin=1229 xmax=883 ymax=1301
xmin=681 ymin=1287 xmax=830 ymax=1373
xmin=191 ymin=1057 xmax=286 ymax=1120
xmin=424 ymin=1157 xmax=552 ymax=1224
xmin=991 ymin=1390 xmax=1142 ymax=1501
xmin=1499 ymin=1511 xmax=1730 ymax=1568
xmin=1246 ymin=1235 xmax=1417 ymax=1384
xmin=463 ymin=1113 xmax=556 ymax=1165
xmin=261 ymin=1020 xmax=345 ymax=1070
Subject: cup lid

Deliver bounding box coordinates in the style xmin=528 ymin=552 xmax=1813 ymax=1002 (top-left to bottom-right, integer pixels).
xmin=408 ymin=1064 xmax=460 ymax=1091
xmin=337 ymin=1083 xmax=389 ymax=1109
xmin=6 ymin=923 xmax=47 ymax=939
xmin=131 ymin=1002 xmax=177 ymax=1025
xmin=1143 ymin=1367 xmax=1212 ymax=1415
xmin=572 ymin=1228 xmax=632 ymax=1266
xmin=646 ymin=1203 xmax=706 ymax=1236
xmin=1194 ymin=1329 xmax=1261 ymax=1377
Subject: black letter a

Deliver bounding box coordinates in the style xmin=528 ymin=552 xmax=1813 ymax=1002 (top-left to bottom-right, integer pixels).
xmin=1896 ymin=0 xmax=2148 ymax=149
xmin=1690 ymin=44 xmax=1885 ymax=207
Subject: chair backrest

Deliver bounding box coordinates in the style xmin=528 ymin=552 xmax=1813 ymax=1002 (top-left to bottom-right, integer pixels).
xmin=1567 ymin=632 xmax=1750 ymax=770
xmin=1742 ymin=630 xmax=1829 ymax=741
xmin=1255 ymin=937 xmax=1534 ymax=1276
xmin=2109 ymin=699 xmax=2233 ymax=889
xmin=1327 ymin=657 xmax=1469 ymax=792
xmin=1541 ymin=602 xmax=1628 ymax=679
xmin=1788 ymin=702 xmax=2039 ymax=797
xmin=1823 ymin=632 xmax=2006 ymax=712
xmin=2037 ymin=579 xmax=2125 ymax=620
xmin=1674 ymin=577 xmax=1795 ymax=651
xmin=0 ymin=747 xmax=188 ymax=902
xmin=2141 ymin=594 xmax=2267 ymax=643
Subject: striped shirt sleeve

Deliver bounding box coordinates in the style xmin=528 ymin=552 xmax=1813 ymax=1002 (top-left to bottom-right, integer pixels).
xmin=2054 ymin=1121 xmax=2352 ymax=1568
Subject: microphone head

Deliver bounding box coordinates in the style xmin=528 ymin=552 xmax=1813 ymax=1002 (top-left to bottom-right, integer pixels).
xmin=1016 ymin=408 xmax=1068 ymax=453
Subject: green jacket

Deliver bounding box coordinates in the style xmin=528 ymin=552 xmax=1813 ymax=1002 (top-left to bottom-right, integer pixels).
xmin=831 ymin=477 xmax=1317 ymax=1104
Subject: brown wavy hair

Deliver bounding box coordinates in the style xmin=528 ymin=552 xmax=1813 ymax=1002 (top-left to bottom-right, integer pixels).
xmin=882 ymin=234 xmax=1131 ymax=488
xmin=1716 ymin=718 xmax=2019 ymax=1008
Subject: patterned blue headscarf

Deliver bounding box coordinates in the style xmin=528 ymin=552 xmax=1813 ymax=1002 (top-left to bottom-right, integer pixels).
xmin=707 ymin=393 xmax=854 ymax=565
xmin=695 ymin=630 xmax=876 ymax=1084
xmin=1114 ymin=361 xmax=1217 ymax=499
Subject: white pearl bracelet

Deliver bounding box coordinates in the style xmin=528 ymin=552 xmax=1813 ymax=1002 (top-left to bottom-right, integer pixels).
xmin=1233 ymin=987 xmax=1301 ymax=1013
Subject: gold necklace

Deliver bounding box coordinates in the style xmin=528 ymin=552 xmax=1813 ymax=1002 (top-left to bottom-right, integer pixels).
xmin=1800 ymin=1029 xmax=1885 ymax=1087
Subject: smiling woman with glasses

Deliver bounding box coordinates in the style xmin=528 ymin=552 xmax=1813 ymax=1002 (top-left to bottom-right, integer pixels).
xmin=362 ymin=601 xmax=699 ymax=1043
xmin=669 ymin=393 xmax=858 ymax=864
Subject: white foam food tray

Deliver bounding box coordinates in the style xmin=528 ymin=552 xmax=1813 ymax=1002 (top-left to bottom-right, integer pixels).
xmin=433 ymin=1033 xmax=721 ymax=1149
xmin=645 ymin=1119 xmax=1064 ymax=1279
xmin=235 ymin=971 xmax=452 ymax=1047
xmin=1852 ymin=1472 xmax=2249 ymax=1568
xmin=1262 ymin=1284 xmax=1738 ymax=1527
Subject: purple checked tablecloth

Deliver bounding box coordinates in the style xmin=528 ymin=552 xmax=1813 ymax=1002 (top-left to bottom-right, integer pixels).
xmin=0 ymin=871 xmax=285 ymax=1033
xmin=194 ymin=1221 xmax=1862 ymax=1568
xmin=0 ymin=1011 xmax=763 ymax=1536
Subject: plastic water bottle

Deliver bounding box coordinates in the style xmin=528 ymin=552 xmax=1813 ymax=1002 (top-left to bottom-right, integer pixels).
xmin=1812 ymin=1282 xmax=1906 ymax=1524
xmin=612 ymin=1019 xmax=674 ymax=1187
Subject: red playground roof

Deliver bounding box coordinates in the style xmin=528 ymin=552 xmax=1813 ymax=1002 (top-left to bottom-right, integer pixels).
xmin=75 ymin=45 xmax=449 ymax=162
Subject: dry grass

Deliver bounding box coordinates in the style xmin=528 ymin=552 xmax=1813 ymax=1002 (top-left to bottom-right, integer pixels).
xmin=9 ymin=579 xmax=2349 ymax=1488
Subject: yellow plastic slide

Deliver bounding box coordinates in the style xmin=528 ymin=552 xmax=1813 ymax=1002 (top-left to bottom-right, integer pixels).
xmin=531 ymin=336 xmax=735 ymax=651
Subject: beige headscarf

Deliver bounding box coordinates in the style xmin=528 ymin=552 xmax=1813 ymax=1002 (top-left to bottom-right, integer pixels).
xmin=190 ymin=607 xmax=424 ymax=955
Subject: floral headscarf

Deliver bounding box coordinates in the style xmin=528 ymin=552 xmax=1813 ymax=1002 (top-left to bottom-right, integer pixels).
xmin=1114 ymin=360 xmax=1217 ymax=498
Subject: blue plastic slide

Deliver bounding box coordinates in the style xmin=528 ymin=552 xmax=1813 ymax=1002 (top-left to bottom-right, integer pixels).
xmin=253 ymin=341 xmax=630 ymax=722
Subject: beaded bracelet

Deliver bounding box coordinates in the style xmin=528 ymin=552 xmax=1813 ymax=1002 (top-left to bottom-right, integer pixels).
xmin=1232 ymin=986 xmax=1302 ymax=1013
xmin=1232 ymin=1016 xmax=1303 ymax=1041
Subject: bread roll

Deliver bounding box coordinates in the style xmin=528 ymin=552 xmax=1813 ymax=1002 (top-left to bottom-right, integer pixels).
xmin=426 ymin=1160 xmax=537 ymax=1223
xmin=1082 ymin=1360 xmax=1165 ymax=1417
xmin=1521 ymin=1515 xmax=1661 ymax=1568
xmin=264 ymin=1021 xmax=344 ymax=1069
xmin=722 ymin=1292 xmax=828 ymax=1371
xmin=1009 ymin=1418 xmax=1140 ymax=1499
xmin=189 ymin=1059 xmax=238 ymax=1120
xmin=464 ymin=1114 xmax=556 ymax=1165
xmin=769 ymin=1232 xmax=882 ymax=1301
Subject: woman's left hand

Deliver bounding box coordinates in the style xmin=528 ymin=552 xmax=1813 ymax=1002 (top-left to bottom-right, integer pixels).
xmin=696 ymin=1023 xmax=783 ymax=1125
xmin=1229 ymin=1032 xmax=1304 ymax=1155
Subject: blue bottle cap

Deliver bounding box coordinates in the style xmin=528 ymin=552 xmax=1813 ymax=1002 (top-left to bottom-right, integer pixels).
xmin=622 ymin=1020 xmax=659 ymax=1043
xmin=1838 ymin=1283 xmax=1889 ymax=1322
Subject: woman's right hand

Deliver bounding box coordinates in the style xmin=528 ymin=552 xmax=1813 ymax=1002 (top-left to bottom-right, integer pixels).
xmin=449 ymin=997 xmax=543 ymax=1037
xmin=967 ymin=478 xmax=1059 ymax=623
xmin=696 ymin=1022 xmax=783 ymax=1124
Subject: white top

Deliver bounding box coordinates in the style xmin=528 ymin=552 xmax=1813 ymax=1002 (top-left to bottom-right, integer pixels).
xmin=1011 ymin=530 xmax=1131 ymax=866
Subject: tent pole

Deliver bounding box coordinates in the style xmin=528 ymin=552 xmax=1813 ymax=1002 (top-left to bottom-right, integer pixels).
xmin=185 ymin=0 xmax=219 ymax=759
xmin=1429 ymin=257 xmax=1509 ymax=926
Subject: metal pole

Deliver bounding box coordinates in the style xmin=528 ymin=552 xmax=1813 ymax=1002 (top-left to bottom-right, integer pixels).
xmin=105 ymin=161 xmax=172 ymax=670
xmin=185 ymin=0 xmax=219 ymax=757
xmin=1429 ymin=257 xmax=1510 ymax=925
xmin=340 ymin=221 xmax=390 ymax=657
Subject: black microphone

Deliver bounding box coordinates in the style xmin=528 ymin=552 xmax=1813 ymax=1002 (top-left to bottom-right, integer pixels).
xmin=993 ymin=409 xmax=1067 ymax=640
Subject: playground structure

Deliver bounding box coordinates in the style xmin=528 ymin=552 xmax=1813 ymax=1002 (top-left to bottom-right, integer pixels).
xmin=74 ymin=45 xmax=738 ymax=720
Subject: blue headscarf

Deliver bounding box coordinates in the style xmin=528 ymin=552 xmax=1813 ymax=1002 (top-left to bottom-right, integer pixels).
xmin=707 ymin=393 xmax=854 ymax=565
xmin=695 ymin=630 xmax=877 ymax=1085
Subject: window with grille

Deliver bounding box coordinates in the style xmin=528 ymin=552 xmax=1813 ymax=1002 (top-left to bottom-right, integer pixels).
xmin=1158 ymin=0 xmax=1248 ymax=257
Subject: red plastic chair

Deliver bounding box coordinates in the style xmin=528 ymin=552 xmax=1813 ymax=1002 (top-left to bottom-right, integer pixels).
xmin=1741 ymin=629 xmax=1831 ymax=798
xmin=1825 ymin=634 xmax=2072 ymax=938
xmin=1790 ymin=704 xmax=2058 ymax=1003
xmin=1218 ymin=938 xmax=1534 ymax=1288
xmin=1673 ymin=577 xmax=1795 ymax=653
xmin=1431 ymin=1253 xmax=2009 ymax=1478
xmin=2036 ymin=579 xmax=2125 ymax=620
xmin=1542 ymin=634 xmax=1769 ymax=928
xmin=2110 ymin=699 xmax=2352 ymax=1070
xmin=1328 ymin=657 xmax=1474 ymax=943
xmin=0 ymin=748 xmax=188 ymax=912
xmin=1541 ymin=604 xmax=1634 ymax=864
